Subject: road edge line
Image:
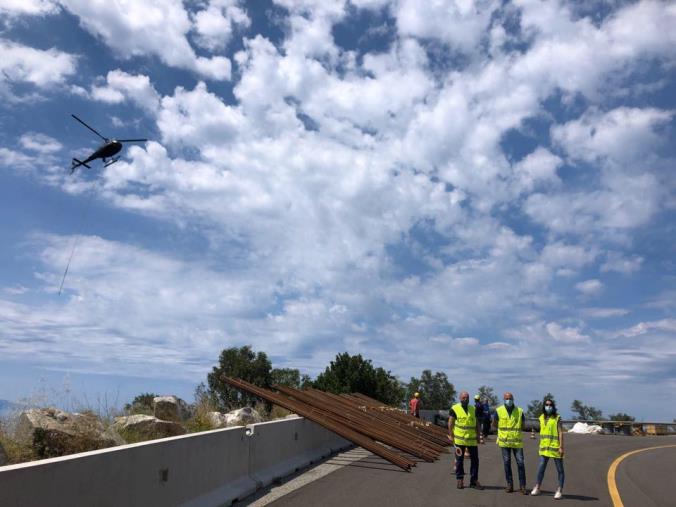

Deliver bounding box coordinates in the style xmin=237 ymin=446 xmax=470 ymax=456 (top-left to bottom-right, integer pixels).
xmin=607 ymin=444 xmax=676 ymax=507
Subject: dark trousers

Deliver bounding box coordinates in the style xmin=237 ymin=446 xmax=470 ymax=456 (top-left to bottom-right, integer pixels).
xmin=501 ymin=447 xmax=526 ymax=487
xmin=455 ymin=445 xmax=479 ymax=483
xmin=482 ymin=419 xmax=490 ymax=437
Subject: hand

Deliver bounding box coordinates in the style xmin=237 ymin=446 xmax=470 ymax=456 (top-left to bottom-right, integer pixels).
xmin=447 ymin=434 xmax=454 ymax=444
xmin=559 ymin=447 xmax=564 ymax=457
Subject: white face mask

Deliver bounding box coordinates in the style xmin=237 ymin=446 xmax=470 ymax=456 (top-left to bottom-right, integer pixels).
xmin=504 ymin=399 xmax=514 ymax=407
xmin=545 ymin=405 xmax=554 ymax=414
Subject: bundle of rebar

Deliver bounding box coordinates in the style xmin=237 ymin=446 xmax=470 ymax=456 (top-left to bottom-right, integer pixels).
xmin=274 ymin=385 xmax=444 ymax=461
xmin=223 ymin=377 xmax=417 ymax=471
xmin=341 ymin=393 xmax=451 ymax=442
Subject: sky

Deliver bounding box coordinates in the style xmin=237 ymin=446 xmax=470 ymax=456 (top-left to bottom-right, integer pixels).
xmin=0 ymin=0 xmax=674 ymax=420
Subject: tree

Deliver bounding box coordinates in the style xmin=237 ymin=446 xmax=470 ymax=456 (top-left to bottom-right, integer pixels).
xmin=313 ymin=352 xmax=404 ymax=405
xmin=477 ymin=385 xmax=498 ymax=407
xmin=207 ymin=346 xmax=272 ymax=410
xmin=124 ymin=392 xmax=159 ymax=414
xmin=406 ymin=370 xmax=456 ymax=410
xmin=525 ymin=393 xmax=556 ymax=418
xmin=271 ymin=368 xmax=301 ymax=389
xmin=609 ymin=413 xmax=635 ymax=422
xmin=571 ymin=400 xmax=603 ymax=421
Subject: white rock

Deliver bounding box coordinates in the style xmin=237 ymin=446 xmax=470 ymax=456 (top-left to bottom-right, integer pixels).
xmin=114 ymin=414 xmax=186 ymax=440
xmin=224 ymin=407 xmax=262 ymax=427
xmin=206 ymin=411 xmax=228 ymax=429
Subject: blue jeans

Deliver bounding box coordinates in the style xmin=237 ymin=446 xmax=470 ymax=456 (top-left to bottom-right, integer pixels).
xmin=455 ymin=445 xmax=479 ymax=484
xmin=501 ymin=447 xmax=526 ymax=487
xmin=536 ymin=456 xmax=564 ymax=489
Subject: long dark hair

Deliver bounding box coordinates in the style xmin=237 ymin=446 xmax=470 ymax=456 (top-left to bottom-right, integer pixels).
xmin=541 ymin=397 xmax=558 ymax=417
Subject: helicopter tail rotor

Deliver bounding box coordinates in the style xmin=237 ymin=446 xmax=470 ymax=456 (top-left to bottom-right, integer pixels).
xmin=71 ymin=158 xmax=91 ymax=173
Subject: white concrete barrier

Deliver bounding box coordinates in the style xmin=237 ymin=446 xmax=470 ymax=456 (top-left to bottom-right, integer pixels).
xmin=0 ymin=418 xmax=351 ymax=507
xmin=248 ymin=417 xmax=349 ymax=487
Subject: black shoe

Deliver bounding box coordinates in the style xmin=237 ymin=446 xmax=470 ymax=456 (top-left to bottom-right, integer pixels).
xmin=505 ymin=485 xmax=513 ymax=493
xmin=470 ymin=481 xmax=485 ymax=490
xmin=457 ymin=480 xmax=464 ymax=489
xmin=519 ymin=486 xmax=528 ymax=495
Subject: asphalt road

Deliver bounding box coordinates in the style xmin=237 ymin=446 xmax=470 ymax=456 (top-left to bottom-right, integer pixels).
xmin=259 ymin=434 xmax=676 ymax=507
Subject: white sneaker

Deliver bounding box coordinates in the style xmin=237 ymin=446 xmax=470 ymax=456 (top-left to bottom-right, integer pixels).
xmin=530 ymin=486 xmax=541 ymax=496
xmin=554 ymin=489 xmax=563 ymax=500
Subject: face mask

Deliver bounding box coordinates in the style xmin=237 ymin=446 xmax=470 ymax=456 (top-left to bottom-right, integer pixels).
xmin=461 ymin=400 xmax=469 ymax=407
xmin=504 ymin=399 xmax=513 ymax=407
xmin=545 ymin=405 xmax=553 ymax=414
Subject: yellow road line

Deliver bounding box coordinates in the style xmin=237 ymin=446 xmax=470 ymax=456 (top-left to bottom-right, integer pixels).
xmin=607 ymin=444 xmax=676 ymax=507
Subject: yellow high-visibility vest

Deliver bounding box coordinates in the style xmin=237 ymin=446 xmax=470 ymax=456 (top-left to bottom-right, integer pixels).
xmin=496 ymin=405 xmax=523 ymax=448
xmin=451 ymin=403 xmax=477 ymax=446
xmin=538 ymin=414 xmax=562 ymax=458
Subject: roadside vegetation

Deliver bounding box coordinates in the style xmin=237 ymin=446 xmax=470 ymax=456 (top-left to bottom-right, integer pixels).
xmin=1 ymin=345 xmax=642 ymax=467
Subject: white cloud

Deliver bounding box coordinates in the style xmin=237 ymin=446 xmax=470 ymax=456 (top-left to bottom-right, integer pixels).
xmin=513 ymin=147 xmax=562 ymax=192
xmin=619 ymin=319 xmax=676 ymax=338
xmin=601 ymin=252 xmax=643 ymax=274
xmin=60 ymin=0 xmax=232 ymax=80
xmin=540 ymin=242 xmax=596 ymax=270
xmin=545 ymin=322 xmax=590 ymax=343
xmin=0 ymin=147 xmax=36 ymax=170
xmin=525 ymin=172 xmax=662 ymax=234
xmin=552 ymin=107 xmax=673 ymax=164
xmin=192 ymin=0 xmax=250 ymax=52
xmin=0 ymin=0 xmax=58 ymax=16
xmin=0 ymin=38 xmax=76 ymax=88
xmin=91 ymin=70 xmax=160 ymax=113
xmin=19 ymin=133 xmax=63 ymax=154
xmin=396 ymin=0 xmax=498 ymax=53
xmin=582 ymin=307 xmax=629 ymax=319
xmin=575 ymin=279 xmax=603 ymax=296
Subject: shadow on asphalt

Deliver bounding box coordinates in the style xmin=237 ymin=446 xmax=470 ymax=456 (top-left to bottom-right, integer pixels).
xmin=324 ymin=457 xmax=407 ymax=473
xmin=536 ymin=490 xmax=599 ymax=501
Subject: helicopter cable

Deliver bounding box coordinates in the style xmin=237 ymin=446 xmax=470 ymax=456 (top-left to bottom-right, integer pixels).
xmin=58 ymin=188 xmax=96 ymax=296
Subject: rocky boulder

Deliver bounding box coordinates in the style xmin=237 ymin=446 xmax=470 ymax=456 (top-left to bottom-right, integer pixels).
xmin=205 ymin=411 xmax=228 ymax=429
xmin=225 ymin=407 xmax=262 ymax=426
xmin=113 ymin=414 xmax=186 ymax=442
xmin=153 ymin=396 xmax=191 ymax=422
xmin=16 ymin=408 xmax=120 ymax=458
xmin=202 ymin=407 xmax=263 ymax=429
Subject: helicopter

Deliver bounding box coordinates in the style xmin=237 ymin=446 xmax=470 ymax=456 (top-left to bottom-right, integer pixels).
xmin=70 ymin=114 xmax=147 ymax=173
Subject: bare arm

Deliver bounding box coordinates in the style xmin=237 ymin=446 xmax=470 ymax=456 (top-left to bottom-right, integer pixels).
xmin=448 ymin=416 xmax=455 ymax=442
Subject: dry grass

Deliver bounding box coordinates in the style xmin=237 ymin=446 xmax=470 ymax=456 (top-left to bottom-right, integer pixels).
xmin=185 ymin=395 xmax=219 ymax=433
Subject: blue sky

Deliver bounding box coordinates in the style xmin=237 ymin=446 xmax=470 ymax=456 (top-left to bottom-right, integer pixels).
xmin=0 ymin=0 xmax=674 ymax=420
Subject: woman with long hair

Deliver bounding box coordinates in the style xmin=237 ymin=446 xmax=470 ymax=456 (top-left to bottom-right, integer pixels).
xmin=531 ymin=397 xmax=565 ymax=499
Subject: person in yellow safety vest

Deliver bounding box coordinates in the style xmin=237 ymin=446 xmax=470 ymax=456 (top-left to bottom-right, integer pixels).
xmin=448 ymin=391 xmax=484 ymax=490
xmin=493 ymin=392 xmax=528 ymax=495
xmin=531 ymin=397 xmax=565 ymax=500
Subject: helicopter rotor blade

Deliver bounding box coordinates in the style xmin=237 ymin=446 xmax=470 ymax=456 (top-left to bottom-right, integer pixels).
xmin=117 ymin=139 xmax=148 ymax=143
xmin=71 ymin=114 xmax=108 ymax=141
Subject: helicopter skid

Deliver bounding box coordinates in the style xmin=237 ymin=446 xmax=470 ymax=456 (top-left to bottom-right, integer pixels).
xmin=103 ymin=157 xmax=120 ymax=167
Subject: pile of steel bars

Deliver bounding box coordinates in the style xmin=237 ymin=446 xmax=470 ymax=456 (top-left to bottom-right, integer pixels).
xmin=222 ymin=376 xmax=451 ymax=472
xmin=348 ymin=393 xmax=450 ymax=440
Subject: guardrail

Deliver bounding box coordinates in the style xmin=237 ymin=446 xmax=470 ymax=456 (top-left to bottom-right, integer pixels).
xmin=419 ymin=410 xmax=676 ymax=436
xmin=0 ymin=416 xmax=350 ymax=507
